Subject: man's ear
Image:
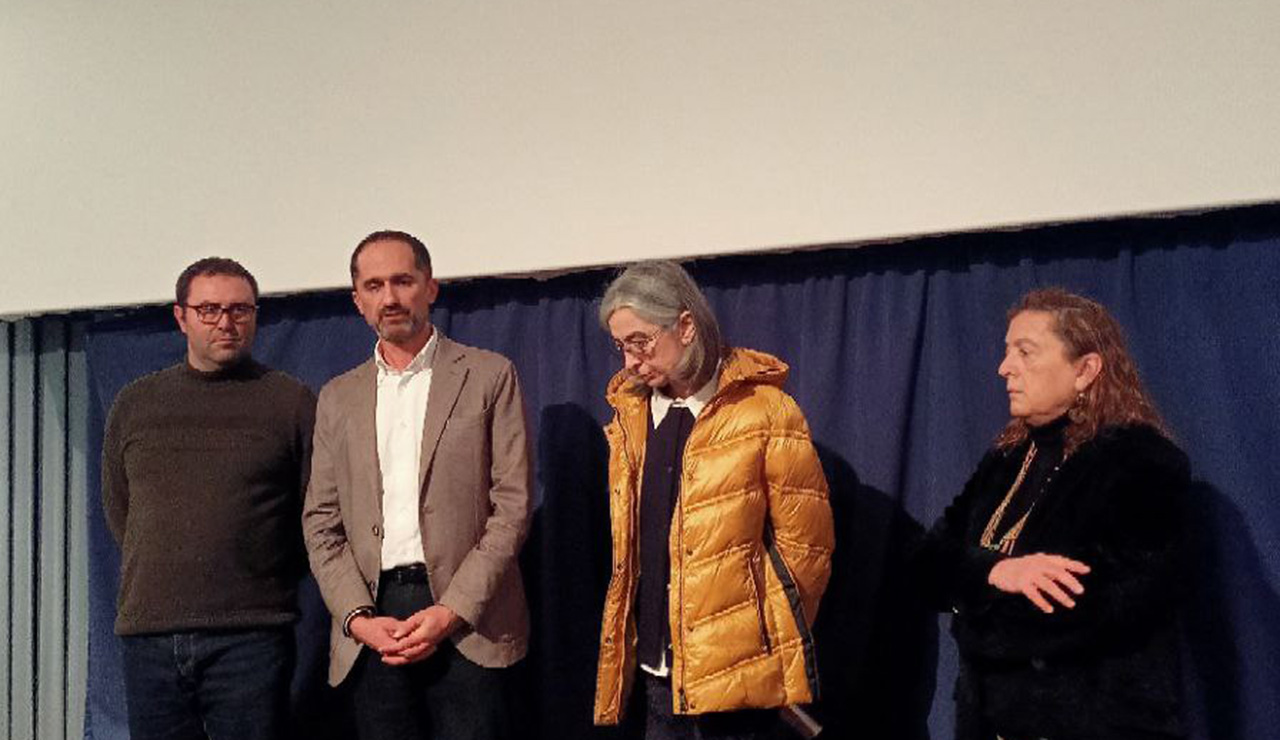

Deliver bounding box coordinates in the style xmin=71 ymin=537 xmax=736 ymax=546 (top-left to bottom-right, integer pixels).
xmin=173 ymin=304 xmax=189 ymax=336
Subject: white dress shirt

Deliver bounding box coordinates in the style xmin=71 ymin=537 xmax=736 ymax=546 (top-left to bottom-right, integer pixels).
xmin=374 ymin=330 xmax=438 ymax=569
xmin=648 ymin=372 xmax=718 ymax=429
xmin=639 ymin=369 xmax=719 ymax=677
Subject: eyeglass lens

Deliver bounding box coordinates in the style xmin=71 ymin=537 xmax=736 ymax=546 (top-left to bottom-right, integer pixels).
xmin=191 ymin=304 xmax=256 ymax=323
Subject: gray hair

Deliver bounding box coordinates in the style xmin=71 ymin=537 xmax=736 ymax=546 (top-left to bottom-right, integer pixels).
xmin=598 ymin=260 xmax=725 ymax=391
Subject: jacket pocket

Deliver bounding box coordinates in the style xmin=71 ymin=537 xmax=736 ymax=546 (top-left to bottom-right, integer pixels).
xmin=749 ymin=550 xmax=773 ymax=654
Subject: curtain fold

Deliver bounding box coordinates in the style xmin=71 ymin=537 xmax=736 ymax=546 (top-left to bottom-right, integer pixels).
xmin=0 ymin=316 xmax=91 ymax=740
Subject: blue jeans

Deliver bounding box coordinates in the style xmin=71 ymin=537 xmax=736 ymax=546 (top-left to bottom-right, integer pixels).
xmin=120 ymin=627 xmax=294 ymax=740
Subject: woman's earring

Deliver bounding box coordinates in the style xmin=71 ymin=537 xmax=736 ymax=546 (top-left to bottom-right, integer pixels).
xmin=1067 ymin=390 xmax=1087 ymax=423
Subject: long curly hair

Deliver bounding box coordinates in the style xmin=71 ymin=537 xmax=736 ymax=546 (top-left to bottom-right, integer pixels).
xmin=995 ymin=288 xmax=1168 ymax=454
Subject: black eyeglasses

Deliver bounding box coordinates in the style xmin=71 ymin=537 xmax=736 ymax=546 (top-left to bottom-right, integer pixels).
xmin=612 ymin=326 xmax=667 ymax=357
xmin=183 ymin=303 xmax=258 ymax=324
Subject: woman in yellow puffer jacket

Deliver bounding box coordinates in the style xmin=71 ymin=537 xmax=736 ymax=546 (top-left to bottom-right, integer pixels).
xmin=593 ymin=261 xmax=835 ymax=739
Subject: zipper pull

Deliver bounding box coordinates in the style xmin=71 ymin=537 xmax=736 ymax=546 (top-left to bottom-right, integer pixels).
xmin=678 ymin=688 xmax=688 ymax=711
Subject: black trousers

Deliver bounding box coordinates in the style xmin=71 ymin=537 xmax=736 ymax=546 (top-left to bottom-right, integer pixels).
xmin=349 ymin=576 xmax=510 ymax=740
xmin=627 ymin=673 xmax=783 ymax=740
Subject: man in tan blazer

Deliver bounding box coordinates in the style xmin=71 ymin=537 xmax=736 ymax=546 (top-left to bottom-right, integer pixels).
xmin=303 ymin=230 xmax=532 ymax=740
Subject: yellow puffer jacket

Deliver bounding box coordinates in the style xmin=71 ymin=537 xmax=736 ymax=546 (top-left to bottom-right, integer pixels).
xmin=594 ymin=348 xmax=834 ymax=724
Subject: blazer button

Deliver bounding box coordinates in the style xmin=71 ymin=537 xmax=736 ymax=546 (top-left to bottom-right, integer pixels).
xmin=372 ymin=524 xmax=381 ymax=537
xmin=367 ymin=580 xmax=377 ymax=593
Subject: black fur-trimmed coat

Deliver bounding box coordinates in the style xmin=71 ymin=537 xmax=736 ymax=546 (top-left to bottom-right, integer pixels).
xmin=922 ymin=423 xmax=1189 ymax=740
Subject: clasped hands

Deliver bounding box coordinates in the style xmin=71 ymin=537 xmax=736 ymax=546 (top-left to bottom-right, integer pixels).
xmin=349 ymin=604 xmax=462 ymax=665
xmin=988 ymin=552 xmax=1091 ymax=614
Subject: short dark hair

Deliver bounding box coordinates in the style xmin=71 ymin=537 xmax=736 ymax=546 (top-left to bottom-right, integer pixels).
xmin=175 ymin=257 xmax=259 ymax=305
xmin=350 ymin=230 xmax=432 ymax=285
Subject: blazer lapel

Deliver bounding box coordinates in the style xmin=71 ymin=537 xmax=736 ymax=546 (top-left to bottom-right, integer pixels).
xmin=418 ymin=334 xmax=467 ymax=493
xmin=349 ymin=359 xmax=384 ymax=521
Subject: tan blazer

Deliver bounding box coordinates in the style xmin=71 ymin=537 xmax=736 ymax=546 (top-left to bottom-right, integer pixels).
xmin=303 ymin=333 xmax=532 ymax=685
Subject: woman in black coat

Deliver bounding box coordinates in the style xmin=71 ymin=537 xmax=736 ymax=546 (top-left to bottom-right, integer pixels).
xmin=923 ymin=288 xmax=1189 ymax=740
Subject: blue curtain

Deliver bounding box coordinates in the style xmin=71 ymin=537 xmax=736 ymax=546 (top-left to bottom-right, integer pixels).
xmin=84 ymin=204 xmax=1280 ymax=739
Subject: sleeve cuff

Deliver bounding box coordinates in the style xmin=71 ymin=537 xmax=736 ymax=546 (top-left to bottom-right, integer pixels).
xmin=342 ymin=605 xmax=375 ymax=637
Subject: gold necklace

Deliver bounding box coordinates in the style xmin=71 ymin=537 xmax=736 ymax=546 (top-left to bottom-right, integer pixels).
xmin=980 ymin=443 xmax=1038 ymax=554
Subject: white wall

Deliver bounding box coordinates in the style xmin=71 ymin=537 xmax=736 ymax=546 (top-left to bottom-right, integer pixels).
xmin=3 ymin=0 xmax=1278 ymax=317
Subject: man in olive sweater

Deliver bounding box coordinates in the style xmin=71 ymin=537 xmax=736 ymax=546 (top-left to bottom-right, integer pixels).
xmin=102 ymin=258 xmax=316 ymax=740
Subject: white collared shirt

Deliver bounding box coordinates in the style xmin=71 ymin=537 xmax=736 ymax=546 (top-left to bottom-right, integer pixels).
xmin=648 ymin=372 xmax=718 ymax=428
xmin=639 ymin=369 xmax=719 ymax=677
xmin=374 ymin=329 xmax=438 ymax=569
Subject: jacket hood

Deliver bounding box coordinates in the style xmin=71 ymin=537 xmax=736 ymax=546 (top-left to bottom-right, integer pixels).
xmin=605 ymin=347 xmax=790 ymax=411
